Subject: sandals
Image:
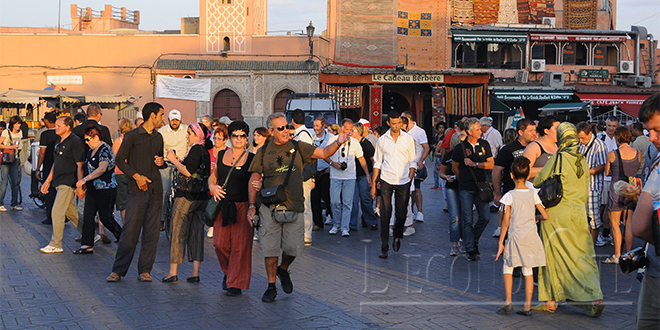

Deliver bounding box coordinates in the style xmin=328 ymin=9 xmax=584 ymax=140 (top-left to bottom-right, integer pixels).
xmin=497 ymin=303 xmax=514 ymax=314
xmin=531 ymin=303 xmax=556 ymax=313
xmin=100 ymin=234 xmax=111 ymax=244
xmin=73 ymin=246 xmax=94 ymax=254
xmin=516 ymin=309 xmax=532 ymax=316
xmin=602 ymin=255 xmax=619 ymax=264
xmin=589 ymin=301 xmax=606 ymax=317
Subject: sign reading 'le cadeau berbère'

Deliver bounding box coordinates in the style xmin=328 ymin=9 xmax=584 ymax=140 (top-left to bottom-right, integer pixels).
xmin=372 ymin=74 xmax=444 ymax=83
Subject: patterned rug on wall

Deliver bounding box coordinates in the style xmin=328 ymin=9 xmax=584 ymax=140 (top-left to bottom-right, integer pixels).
xmin=453 ymin=0 xmax=475 ymax=25
xmin=474 ymin=0 xmax=500 ymax=25
xmin=529 ymin=0 xmax=555 ymax=24
xmin=564 ymin=0 xmax=596 ymax=29
xmin=517 ymin=0 xmax=531 ymax=23
xmin=335 ymin=0 xmax=397 ymax=67
xmin=445 ymin=86 xmax=484 ymax=116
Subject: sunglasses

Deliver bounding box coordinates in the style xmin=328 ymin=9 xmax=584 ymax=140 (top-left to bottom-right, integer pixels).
xmin=84 ymin=137 xmax=91 ymax=142
xmin=231 ymin=133 xmax=247 ymax=139
xmin=274 ymin=125 xmax=287 ymax=131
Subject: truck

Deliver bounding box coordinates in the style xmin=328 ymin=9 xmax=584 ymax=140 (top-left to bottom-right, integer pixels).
xmin=284 ymin=92 xmax=341 ymax=130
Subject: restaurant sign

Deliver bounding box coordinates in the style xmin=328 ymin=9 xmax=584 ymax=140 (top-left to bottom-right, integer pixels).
xmin=579 ymin=69 xmax=609 ymax=79
xmin=372 ymin=74 xmax=444 ymax=83
xmin=47 ymin=75 xmax=83 ymax=85
xmin=494 ymin=90 xmax=573 ymax=101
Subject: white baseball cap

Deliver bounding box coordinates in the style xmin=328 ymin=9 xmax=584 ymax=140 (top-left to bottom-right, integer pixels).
xmin=169 ymin=109 xmax=182 ymax=121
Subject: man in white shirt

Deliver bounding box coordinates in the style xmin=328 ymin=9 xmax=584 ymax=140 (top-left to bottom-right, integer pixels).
xmin=291 ymin=109 xmax=316 ymax=246
xmin=311 ymin=117 xmax=334 ymax=230
xmin=371 ymin=111 xmax=417 ymax=259
xmin=479 ymin=117 xmax=503 ymax=159
xmin=158 ymin=109 xmax=188 ymax=224
xmin=402 ymin=111 xmax=430 ymax=224
xmin=326 ymin=119 xmax=370 ymax=237
xmin=598 ymin=116 xmax=619 ymax=246
xmin=630 ymin=122 xmax=652 ymax=177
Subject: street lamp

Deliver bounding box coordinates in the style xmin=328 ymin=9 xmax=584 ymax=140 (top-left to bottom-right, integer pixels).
xmin=306 ymin=21 xmax=315 ymax=62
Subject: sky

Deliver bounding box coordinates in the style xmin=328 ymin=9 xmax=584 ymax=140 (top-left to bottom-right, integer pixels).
xmin=0 ymin=0 xmax=658 ymax=40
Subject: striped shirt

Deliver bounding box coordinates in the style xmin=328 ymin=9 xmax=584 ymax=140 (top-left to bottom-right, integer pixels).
xmin=579 ymin=134 xmax=607 ymax=191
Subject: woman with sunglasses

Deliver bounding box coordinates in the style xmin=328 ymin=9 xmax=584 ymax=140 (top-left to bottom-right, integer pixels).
xmin=209 ymin=120 xmax=256 ymax=296
xmin=162 ymin=122 xmax=212 ymax=283
xmin=74 ymin=125 xmax=122 ymax=254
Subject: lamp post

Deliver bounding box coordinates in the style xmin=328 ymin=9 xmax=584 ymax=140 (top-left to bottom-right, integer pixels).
xmin=306 ymin=21 xmax=315 ymax=62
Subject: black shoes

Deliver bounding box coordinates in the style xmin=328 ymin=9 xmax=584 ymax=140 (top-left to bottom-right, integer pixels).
xmin=497 ymin=303 xmax=514 ymax=314
xmin=277 ymin=266 xmax=293 ymax=294
xmin=262 ymin=286 xmax=277 ymax=302
xmin=379 ymin=251 xmax=388 ymax=259
xmin=467 ymin=252 xmax=479 ymax=261
xmin=186 ymin=276 xmax=200 ymax=283
xmin=370 ymin=224 xmax=378 ymax=231
xmin=393 ymin=238 xmax=401 ymax=252
xmin=162 ymin=275 xmax=178 ymax=283
xmin=222 ymin=275 xmax=228 ymax=290
xmin=41 ymin=219 xmax=52 ymax=225
xmin=227 ymin=288 xmax=242 ymax=296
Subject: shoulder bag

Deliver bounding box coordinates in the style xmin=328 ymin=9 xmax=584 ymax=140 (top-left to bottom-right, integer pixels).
xmin=205 ymin=148 xmax=248 ymax=226
xmin=174 ymin=148 xmax=210 ymax=194
xmin=1 ymin=132 xmax=16 ymax=165
xmin=259 ymin=142 xmax=297 ymax=206
xmin=537 ymin=153 xmax=563 ymax=208
xmin=462 ymin=144 xmax=493 ymax=203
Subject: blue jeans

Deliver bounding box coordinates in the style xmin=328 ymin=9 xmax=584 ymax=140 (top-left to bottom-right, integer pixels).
xmin=330 ymin=178 xmax=355 ymax=232
xmin=433 ymin=159 xmax=441 ymax=187
xmin=350 ymin=175 xmax=378 ymax=229
xmin=0 ymin=160 xmax=21 ymax=207
xmin=445 ymin=188 xmax=462 ymax=243
xmin=459 ymin=189 xmax=490 ymax=253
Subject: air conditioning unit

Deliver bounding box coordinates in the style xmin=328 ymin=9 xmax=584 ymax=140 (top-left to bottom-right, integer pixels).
xmin=542 ymin=17 xmax=556 ymax=27
xmin=542 ymin=71 xmax=565 ymax=87
xmin=531 ymin=59 xmax=546 ymax=72
xmin=515 ymin=71 xmax=529 ymax=83
xmin=626 ymin=76 xmax=652 ymax=88
xmin=619 ymin=61 xmax=634 ymax=74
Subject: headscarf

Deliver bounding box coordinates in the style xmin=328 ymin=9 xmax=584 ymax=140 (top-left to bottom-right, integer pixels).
xmin=556 ymin=122 xmax=585 ymax=179
xmin=185 ymin=122 xmax=210 ymax=158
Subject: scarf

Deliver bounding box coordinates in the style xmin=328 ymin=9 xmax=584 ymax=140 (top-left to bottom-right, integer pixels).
xmin=556 ymin=122 xmax=585 ymax=179
xmin=185 ymin=122 xmax=209 ymax=158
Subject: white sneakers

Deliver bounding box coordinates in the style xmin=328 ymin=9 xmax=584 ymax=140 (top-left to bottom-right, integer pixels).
xmin=414 ymin=212 xmax=424 ymax=222
xmin=403 ymin=226 xmax=416 ymax=236
xmin=94 ymin=234 xmax=101 ymax=244
xmin=40 ymin=245 xmax=63 ymax=254
xmin=324 ymin=215 xmax=333 ymax=225
xmin=492 ymin=227 xmax=501 ymax=238
xmin=207 ymin=227 xmax=214 ymax=238
xmin=341 ymin=230 xmax=350 ymax=237
xmin=11 ymin=206 xmax=22 ymax=211
xmin=329 ymin=226 xmax=339 ymax=235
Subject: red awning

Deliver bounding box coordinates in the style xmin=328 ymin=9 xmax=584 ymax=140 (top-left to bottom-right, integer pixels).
xmin=575 ymin=93 xmax=652 ymax=117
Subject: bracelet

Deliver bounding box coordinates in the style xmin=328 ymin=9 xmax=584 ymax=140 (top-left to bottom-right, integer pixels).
xmin=248 ymin=205 xmax=256 ymax=209
xmin=83 ymin=177 xmax=87 ymax=182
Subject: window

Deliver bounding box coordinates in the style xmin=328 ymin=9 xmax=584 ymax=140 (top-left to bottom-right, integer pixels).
xmin=453 ymin=42 xmax=525 ymax=69
xmin=223 ymin=37 xmax=230 ymax=51
xmin=531 ymin=44 xmax=557 ymax=64
xmin=273 ymin=89 xmax=293 ymax=113
xmin=563 ymin=42 xmax=576 ymax=65
xmin=594 ymin=45 xmax=618 ymax=66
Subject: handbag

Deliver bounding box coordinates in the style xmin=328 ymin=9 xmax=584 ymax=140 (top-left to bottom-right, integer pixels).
xmin=1 ymin=133 xmax=16 ymax=165
xmin=204 ymin=149 xmax=247 ymax=226
xmin=537 ymin=153 xmax=563 ymax=209
xmin=415 ymin=165 xmax=428 ymax=181
xmin=259 ymin=142 xmax=297 ymax=206
xmin=174 ymin=162 xmax=208 ymax=194
xmin=462 ymin=144 xmax=493 ymax=203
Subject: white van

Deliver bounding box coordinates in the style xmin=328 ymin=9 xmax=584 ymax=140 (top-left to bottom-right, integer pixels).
xmin=285 ymin=93 xmax=341 ymax=130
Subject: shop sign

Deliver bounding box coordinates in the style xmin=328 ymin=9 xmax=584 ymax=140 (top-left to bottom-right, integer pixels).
xmin=372 ymin=74 xmax=444 ymax=83
xmin=579 ymin=69 xmax=609 ymax=79
xmin=495 ymin=91 xmax=573 ymax=101
xmin=47 ymin=75 xmax=83 ymax=85
xmin=530 ymin=34 xmax=627 ymax=42
xmin=453 ymin=35 xmax=527 ymax=43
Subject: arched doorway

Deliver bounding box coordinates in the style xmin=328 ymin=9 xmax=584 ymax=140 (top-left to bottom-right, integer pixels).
xmin=273 ymin=89 xmax=294 ymax=113
xmin=382 ymin=92 xmax=410 ymax=121
xmin=213 ymin=89 xmax=242 ymax=120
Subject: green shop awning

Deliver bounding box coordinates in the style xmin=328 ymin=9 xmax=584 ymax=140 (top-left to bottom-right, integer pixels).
xmin=540 ymin=102 xmax=589 ymax=112
xmin=452 ymin=31 xmax=527 ymax=43
xmin=494 ymin=90 xmax=573 ymax=101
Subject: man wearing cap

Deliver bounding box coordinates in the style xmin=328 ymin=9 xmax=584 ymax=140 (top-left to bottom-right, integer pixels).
xmin=359 ymin=119 xmax=378 ymax=147
xmin=158 ymin=109 xmax=188 ymax=226
xmin=479 ymin=117 xmax=502 ymax=159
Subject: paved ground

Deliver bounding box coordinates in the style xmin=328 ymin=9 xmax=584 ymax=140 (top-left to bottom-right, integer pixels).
xmin=1 ymin=173 xmax=642 ymax=329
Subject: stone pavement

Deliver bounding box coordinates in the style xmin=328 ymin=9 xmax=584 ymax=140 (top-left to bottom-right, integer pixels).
xmin=1 ymin=174 xmax=641 ymax=329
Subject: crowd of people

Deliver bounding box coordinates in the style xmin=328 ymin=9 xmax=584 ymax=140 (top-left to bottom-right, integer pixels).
xmin=2 ymin=93 xmax=659 ymax=327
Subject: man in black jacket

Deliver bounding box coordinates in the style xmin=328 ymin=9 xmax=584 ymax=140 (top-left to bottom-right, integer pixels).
xmin=73 ymin=103 xmax=112 ymax=148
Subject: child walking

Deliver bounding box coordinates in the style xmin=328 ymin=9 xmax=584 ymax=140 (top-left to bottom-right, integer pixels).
xmin=495 ymin=157 xmax=548 ymax=316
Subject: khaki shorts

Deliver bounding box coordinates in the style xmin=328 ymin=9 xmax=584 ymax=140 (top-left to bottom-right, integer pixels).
xmin=601 ymin=181 xmax=611 ymax=205
xmin=258 ymin=204 xmax=304 ymax=258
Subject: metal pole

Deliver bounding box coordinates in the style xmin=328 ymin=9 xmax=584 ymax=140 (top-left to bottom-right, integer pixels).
xmin=58 ymin=0 xmax=61 ymax=33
